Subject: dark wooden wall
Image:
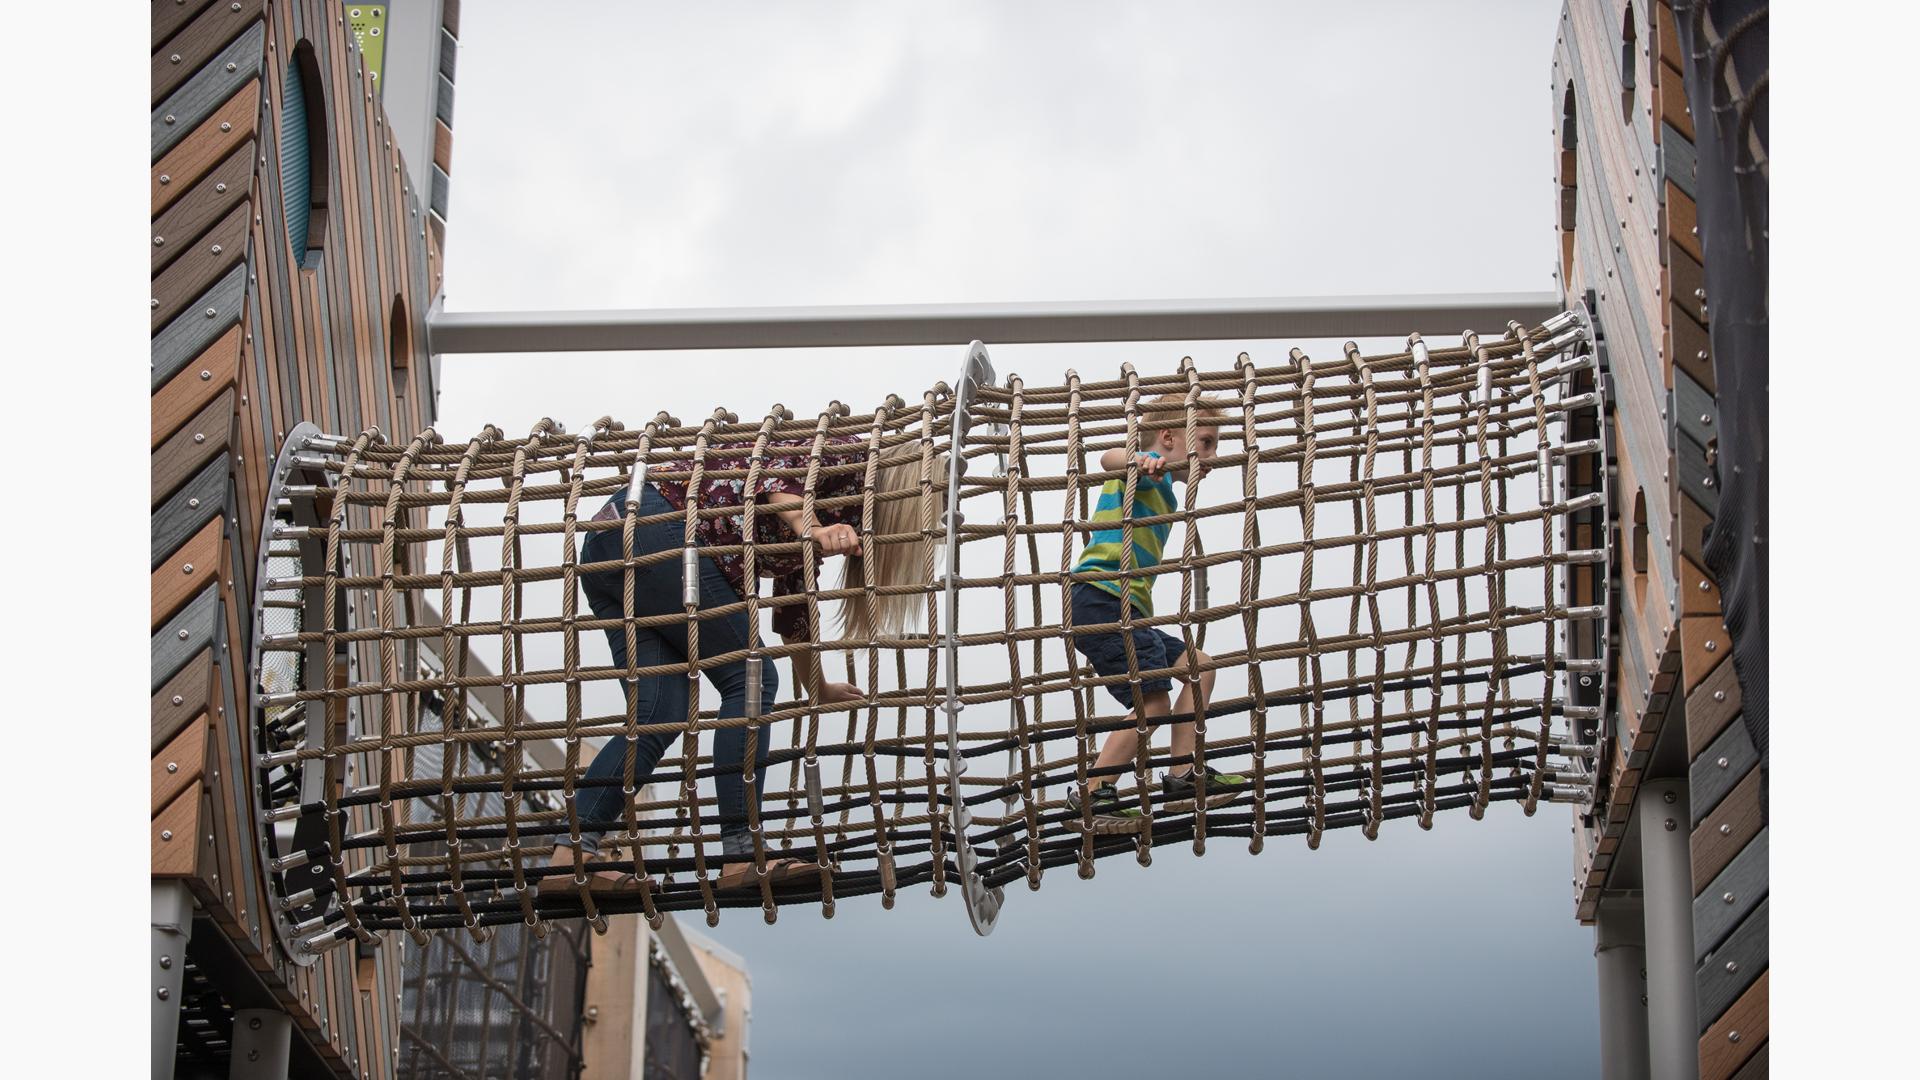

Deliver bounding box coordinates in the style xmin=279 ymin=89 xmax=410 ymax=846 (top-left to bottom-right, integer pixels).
xmin=1554 ymin=2 xmax=1764 ymax=1075
xmin=152 ymin=1 xmax=455 ymax=1075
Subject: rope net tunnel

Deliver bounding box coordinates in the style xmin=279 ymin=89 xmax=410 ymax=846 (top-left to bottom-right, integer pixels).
xmin=250 ymin=311 xmax=1609 ymax=957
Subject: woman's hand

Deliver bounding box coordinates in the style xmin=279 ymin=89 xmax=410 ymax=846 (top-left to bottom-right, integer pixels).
xmin=818 ymin=681 xmax=865 ymax=706
xmin=806 ymin=522 xmax=862 ymax=557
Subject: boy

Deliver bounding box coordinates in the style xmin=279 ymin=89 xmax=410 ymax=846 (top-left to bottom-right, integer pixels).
xmin=1066 ymin=393 xmax=1249 ymax=820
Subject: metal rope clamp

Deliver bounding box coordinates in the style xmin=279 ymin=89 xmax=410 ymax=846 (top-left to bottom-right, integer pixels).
xmin=943 ymin=340 xmax=1007 ymax=936
xmin=247 ymin=422 xmax=355 ymax=965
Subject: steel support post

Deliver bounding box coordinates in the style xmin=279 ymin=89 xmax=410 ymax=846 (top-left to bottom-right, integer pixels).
xmin=1594 ymin=895 xmax=1651 ymax=1080
xmin=1637 ymin=779 xmax=1699 ymax=1080
xmin=153 ymin=880 xmax=194 ymax=1080
xmin=228 ymin=1008 xmax=294 ymax=1080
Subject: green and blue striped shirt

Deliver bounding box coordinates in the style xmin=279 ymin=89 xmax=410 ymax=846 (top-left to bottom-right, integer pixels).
xmin=1073 ymin=452 xmax=1179 ymax=616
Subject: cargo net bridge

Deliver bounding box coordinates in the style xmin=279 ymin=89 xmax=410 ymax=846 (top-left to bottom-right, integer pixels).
xmin=250 ymin=311 xmax=1609 ymax=958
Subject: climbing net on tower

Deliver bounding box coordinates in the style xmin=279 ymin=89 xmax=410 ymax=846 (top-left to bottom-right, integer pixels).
xmin=249 ymin=311 xmax=1609 ymax=958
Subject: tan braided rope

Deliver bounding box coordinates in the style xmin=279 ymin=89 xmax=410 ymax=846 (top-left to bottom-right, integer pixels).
xmin=249 ymin=320 xmax=1606 ymax=950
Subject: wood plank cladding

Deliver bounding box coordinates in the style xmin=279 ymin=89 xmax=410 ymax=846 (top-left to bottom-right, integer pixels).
xmin=153 ymin=0 xmax=266 ymax=102
xmin=153 ymin=79 xmax=259 ymax=215
xmin=149 ymin=1 xmax=448 ymax=1074
xmin=1692 ymin=766 xmax=1763 ymax=894
xmin=1699 ymin=971 xmax=1768 ymax=1080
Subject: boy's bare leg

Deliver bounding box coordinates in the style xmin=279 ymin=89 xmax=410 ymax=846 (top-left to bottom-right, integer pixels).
xmin=1084 ymin=691 xmax=1171 ymax=794
xmin=1167 ymin=664 xmax=1217 ymax=775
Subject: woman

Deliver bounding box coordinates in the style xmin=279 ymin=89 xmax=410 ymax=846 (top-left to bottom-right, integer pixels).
xmin=542 ymin=434 xmax=934 ymax=895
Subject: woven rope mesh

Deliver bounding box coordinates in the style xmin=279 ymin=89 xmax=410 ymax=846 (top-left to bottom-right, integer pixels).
xmin=253 ymin=321 xmax=1603 ymax=944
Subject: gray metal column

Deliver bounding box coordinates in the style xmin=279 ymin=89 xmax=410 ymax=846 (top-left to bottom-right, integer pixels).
xmin=229 ymin=1009 xmax=293 ymax=1080
xmin=153 ymin=880 xmax=194 ymax=1079
xmin=1594 ymin=895 xmax=1650 ymax=1080
xmin=1638 ymin=779 xmax=1699 ymax=1080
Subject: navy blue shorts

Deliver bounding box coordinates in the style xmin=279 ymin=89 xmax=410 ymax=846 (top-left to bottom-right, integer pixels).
xmin=1069 ymin=583 xmax=1188 ymax=708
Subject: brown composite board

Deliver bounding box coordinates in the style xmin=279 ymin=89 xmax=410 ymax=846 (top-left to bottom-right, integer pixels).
xmin=1691 ymin=765 xmax=1763 ymax=892
xmin=153 ymin=389 xmax=236 ymax=508
xmin=153 ymin=140 xmax=255 ymax=274
xmin=152 ymin=79 xmax=260 ymax=215
xmin=153 ymin=713 xmax=209 ymax=816
xmin=153 ymin=0 xmax=266 ymax=102
xmin=153 ymin=201 xmax=252 ymax=330
xmin=153 ymin=779 xmax=204 ymax=875
xmin=1661 ymin=48 xmax=1696 ymax=143
xmin=1681 ymin=614 xmax=1730 ymax=695
xmin=153 ymin=264 xmax=247 ymax=391
xmin=1699 ymin=970 xmax=1767 ymax=1080
xmin=153 ymin=0 xmax=219 ymax=50
xmin=1681 ymin=554 xmax=1721 ymax=617
xmin=153 ymin=647 xmax=214 ymax=752
xmin=154 ymin=326 xmax=242 ymax=448
xmin=1656 ymin=0 xmax=1684 ymax=74
xmin=1687 ymin=653 xmax=1743 ymax=758
xmin=153 ymin=517 xmax=224 ymax=630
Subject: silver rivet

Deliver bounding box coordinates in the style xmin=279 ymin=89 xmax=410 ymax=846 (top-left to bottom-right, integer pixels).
xmin=1705 ymin=639 xmax=1718 ymax=652
xmin=157 ymin=989 xmax=170 ymax=1000
xmin=214 ymin=182 xmax=228 ymax=193
xmin=167 ymin=763 xmax=179 ymax=774
xmin=204 ymin=307 xmax=217 ymax=318
xmin=187 ymin=498 xmax=200 ymax=509
xmin=1719 ymin=823 xmax=1732 ymax=835
xmin=1662 ymin=791 xmax=1676 ymax=804
xmin=1701 ymin=414 xmax=1712 ymax=425
xmin=1728 ymin=1031 xmax=1740 ymax=1044
xmin=150 ymin=299 xmax=160 ymax=309
xmin=159 ymin=174 xmax=171 ymax=184
xmin=231 ymin=1 xmax=241 ymax=9
xmin=1725 ymin=960 xmax=1738 ymax=973
xmin=178 ymin=630 xmax=190 ymax=640
xmin=1698 ymin=580 xmax=1710 ymax=592
xmin=1717 ymin=756 xmax=1729 ymax=769
xmin=226 ymin=62 xmax=238 ymax=73
xmin=171 ymin=695 xmax=184 ymax=706
xmin=199 ymin=369 xmax=211 ymax=380
xmin=1722 ymin=891 xmax=1735 ymax=904
xmin=153 ymin=236 xmax=165 ymax=246
xmin=182 ymin=564 xmax=195 ymax=575
xmin=170 ymin=54 xmax=182 ymax=64
xmin=164 ymin=114 xmax=176 ymax=125
xmin=161 ymin=830 xmax=174 ymax=841
xmin=193 ymin=433 xmax=206 ymax=444
xmin=220 ymin=122 xmax=232 ymax=133
xmin=159 ymin=956 xmax=172 ymax=969
xmin=1663 ymin=819 xmax=1676 ymax=831
xmin=210 ymin=244 xmax=223 ymax=255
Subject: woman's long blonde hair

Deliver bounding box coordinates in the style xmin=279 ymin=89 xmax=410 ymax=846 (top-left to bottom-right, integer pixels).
xmin=837 ymin=444 xmax=944 ymax=642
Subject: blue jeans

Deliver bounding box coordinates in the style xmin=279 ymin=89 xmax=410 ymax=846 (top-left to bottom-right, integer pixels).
xmin=571 ymin=484 xmax=779 ymax=857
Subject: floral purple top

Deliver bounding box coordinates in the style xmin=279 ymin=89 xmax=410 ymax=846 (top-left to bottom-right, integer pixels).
xmin=594 ymin=436 xmax=866 ymax=637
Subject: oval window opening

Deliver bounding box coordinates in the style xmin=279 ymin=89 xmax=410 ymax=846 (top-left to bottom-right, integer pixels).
xmin=389 ymin=295 xmax=410 ymax=398
xmin=281 ymin=43 xmax=331 ymax=268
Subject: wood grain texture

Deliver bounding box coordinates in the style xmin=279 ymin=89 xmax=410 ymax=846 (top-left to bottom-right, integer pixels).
xmin=1682 ymin=614 xmax=1730 ymax=694
xmin=153 ymin=0 xmax=265 ymax=103
xmin=152 ymin=388 xmax=235 ymax=507
xmin=154 ymin=0 xmax=219 ymax=50
xmin=1688 ymin=658 xmax=1743 ymax=758
xmin=1699 ymin=970 xmax=1768 ymax=1080
xmin=152 ymin=454 xmax=228 ymax=569
xmin=153 ymin=22 xmax=266 ymax=161
xmin=1693 ymin=828 xmax=1768 ymax=961
xmin=1696 ymin=899 xmax=1766 ymax=1034
xmin=1691 ymin=719 xmax=1759 ymax=827
xmin=153 ymin=325 xmax=241 ymax=448
xmin=1727 ymin=1043 xmax=1767 ymax=1080
xmin=153 ymin=584 xmax=221 ymax=693
xmin=1673 ymin=366 xmax=1716 ymax=454
xmin=153 ymin=780 xmax=204 ymax=875
xmin=153 ymin=264 xmax=247 ymax=392
xmin=1667 ymin=180 xmax=1702 ymax=263
xmin=152 ymin=646 xmax=213 ymax=753
xmin=433 ymin=119 xmax=452 ymax=174
xmin=1681 ymin=554 xmax=1721 ymax=617
xmin=1661 ymin=46 xmax=1696 ymax=142
xmin=1692 ymin=765 xmax=1762 ymax=892
xmin=153 ymin=79 xmax=259 ymax=215
xmin=153 ymin=201 xmax=251 ymax=330
xmin=153 ymin=140 xmax=254 ymax=274
xmin=152 ymin=713 xmax=208 ymax=816
xmin=153 ymin=517 xmax=223 ymax=630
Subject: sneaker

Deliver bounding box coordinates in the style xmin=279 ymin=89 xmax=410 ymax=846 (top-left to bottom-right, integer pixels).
xmin=1161 ymin=765 xmax=1251 ymax=804
xmin=1066 ymin=781 xmax=1140 ymax=818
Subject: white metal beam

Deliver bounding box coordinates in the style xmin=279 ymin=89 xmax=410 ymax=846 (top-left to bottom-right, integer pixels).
xmin=426 ymin=292 xmax=1564 ymax=354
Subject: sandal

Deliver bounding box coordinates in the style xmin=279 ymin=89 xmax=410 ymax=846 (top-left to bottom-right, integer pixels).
xmin=716 ymin=857 xmax=821 ymax=891
xmin=538 ymin=868 xmax=654 ymax=898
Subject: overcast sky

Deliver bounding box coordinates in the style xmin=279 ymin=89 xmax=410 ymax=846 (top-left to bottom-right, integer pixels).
xmin=439 ymin=2 xmax=1594 ymax=1076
